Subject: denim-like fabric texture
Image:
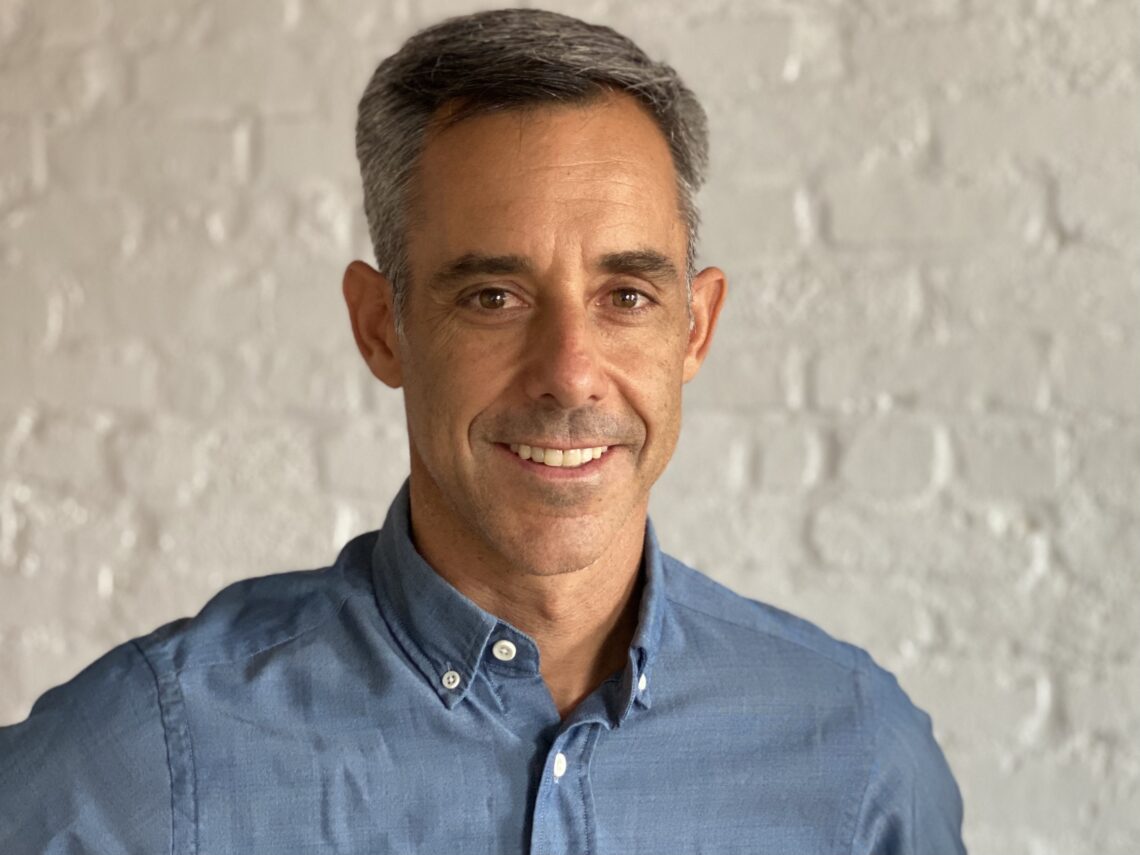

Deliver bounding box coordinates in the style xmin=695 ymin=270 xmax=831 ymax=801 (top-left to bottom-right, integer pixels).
xmin=0 ymin=482 xmax=965 ymax=854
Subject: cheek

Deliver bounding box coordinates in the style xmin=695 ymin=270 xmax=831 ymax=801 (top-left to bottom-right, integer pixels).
xmin=617 ymin=341 xmax=686 ymax=436
xmin=405 ymin=340 xmax=514 ymax=443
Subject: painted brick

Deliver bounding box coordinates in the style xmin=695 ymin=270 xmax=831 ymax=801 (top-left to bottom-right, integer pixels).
xmin=700 ymin=179 xmax=800 ymax=260
xmin=1007 ymin=0 xmax=1140 ymax=94
xmin=256 ymin=117 xmax=360 ymax=186
xmin=848 ymin=18 xmax=1020 ymax=94
xmin=105 ymin=0 xmax=210 ymax=49
xmin=0 ymin=48 xmax=126 ymax=117
xmin=1 ymin=192 xmax=141 ymax=273
xmin=7 ymin=412 xmax=108 ymax=491
xmin=809 ymin=500 xmax=1029 ymax=583
xmin=827 ymin=170 xmax=1033 ymax=247
xmin=651 ymin=490 xmax=808 ymax=581
xmin=1059 ymin=164 xmax=1140 ymax=255
xmin=782 ymin=10 xmax=846 ymax=84
xmin=928 ymin=248 xmax=1140 ymax=333
xmin=136 ymin=47 xmax=319 ymax=117
xmin=655 ymin=409 xmax=753 ymax=498
xmin=29 ymin=0 xmax=108 ymax=47
xmin=837 ymin=415 xmax=937 ymax=500
xmin=0 ymin=120 xmax=35 ymax=209
xmin=953 ymin=418 xmax=1058 ymax=501
xmin=754 ymin=417 xmax=822 ymax=493
xmin=1070 ymin=424 xmax=1140 ymax=512
xmin=935 ymin=95 xmax=1140 ymax=175
xmin=684 ymin=336 xmax=789 ymax=412
xmin=47 ymin=118 xmax=242 ymax=191
xmin=256 ymin=345 xmax=367 ymax=416
xmin=714 ymin=91 xmax=935 ymax=179
xmin=655 ymin=13 xmax=792 ymax=98
xmin=108 ymin=418 xmax=213 ymax=509
xmin=728 ymin=256 xmax=923 ymax=340
xmin=31 ymin=342 xmax=159 ymax=412
xmin=320 ymin=420 xmax=411 ymax=499
xmin=813 ymin=331 xmax=1044 ymax=413
xmin=855 ymin=0 xmax=963 ymax=24
xmin=1053 ymin=333 xmax=1140 ymax=417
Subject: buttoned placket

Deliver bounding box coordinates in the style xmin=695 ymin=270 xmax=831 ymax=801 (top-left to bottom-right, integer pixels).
xmin=477 ymin=623 xmax=636 ymax=855
xmin=369 ymin=484 xmax=668 ymax=854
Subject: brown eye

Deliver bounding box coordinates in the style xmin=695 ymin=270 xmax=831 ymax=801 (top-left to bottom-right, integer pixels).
xmin=612 ymin=289 xmax=642 ymax=309
xmin=478 ymin=289 xmax=508 ymax=310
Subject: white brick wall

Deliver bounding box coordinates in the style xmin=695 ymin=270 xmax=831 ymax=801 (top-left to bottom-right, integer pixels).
xmin=2 ymin=1 xmax=1138 ymax=852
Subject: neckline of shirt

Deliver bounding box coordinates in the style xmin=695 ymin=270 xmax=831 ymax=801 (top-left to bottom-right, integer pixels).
xmin=368 ymin=480 xmax=664 ymax=724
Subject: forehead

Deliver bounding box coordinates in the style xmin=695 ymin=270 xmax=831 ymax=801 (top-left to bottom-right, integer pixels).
xmin=406 ymin=94 xmax=684 ymax=272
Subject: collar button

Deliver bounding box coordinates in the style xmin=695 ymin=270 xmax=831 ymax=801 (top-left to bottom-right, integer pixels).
xmin=491 ymin=639 xmax=517 ymax=662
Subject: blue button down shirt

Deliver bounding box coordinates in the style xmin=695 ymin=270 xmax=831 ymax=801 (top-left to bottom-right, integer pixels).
xmin=1 ymin=483 xmax=964 ymax=854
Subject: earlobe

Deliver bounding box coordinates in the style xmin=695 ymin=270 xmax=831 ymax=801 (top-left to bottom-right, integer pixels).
xmin=682 ymin=266 xmax=727 ymax=383
xmin=342 ymin=260 xmax=404 ymax=389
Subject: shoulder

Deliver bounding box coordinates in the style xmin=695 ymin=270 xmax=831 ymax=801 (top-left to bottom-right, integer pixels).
xmin=0 ymin=640 xmax=171 ymax=853
xmin=661 ymin=555 xmax=964 ymax=853
xmin=139 ymin=530 xmax=378 ymax=672
xmin=850 ymin=665 xmax=966 ymax=854
xmin=661 ymin=553 xmax=865 ymax=676
xmin=0 ymin=531 xmax=380 ymax=853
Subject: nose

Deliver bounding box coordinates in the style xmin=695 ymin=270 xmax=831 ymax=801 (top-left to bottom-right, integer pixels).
xmin=521 ymin=304 xmax=608 ymax=408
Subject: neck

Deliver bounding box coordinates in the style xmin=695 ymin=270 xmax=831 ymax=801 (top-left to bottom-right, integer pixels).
xmin=407 ymin=481 xmax=647 ymax=719
xmin=461 ymin=550 xmax=645 ymax=718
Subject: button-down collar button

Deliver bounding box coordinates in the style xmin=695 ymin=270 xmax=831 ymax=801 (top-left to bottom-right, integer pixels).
xmin=553 ymin=752 xmax=568 ymax=779
xmin=491 ymin=639 xmax=517 ymax=662
xmin=638 ymin=673 xmax=648 ymax=692
xmin=441 ymin=670 xmax=461 ymax=690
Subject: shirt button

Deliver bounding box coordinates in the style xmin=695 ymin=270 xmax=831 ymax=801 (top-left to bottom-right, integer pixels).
xmin=491 ymin=640 xmax=517 ymax=662
xmin=553 ymin=752 xmax=568 ymax=780
xmin=638 ymin=673 xmax=648 ymax=692
xmin=441 ymin=670 xmax=461 ymax=690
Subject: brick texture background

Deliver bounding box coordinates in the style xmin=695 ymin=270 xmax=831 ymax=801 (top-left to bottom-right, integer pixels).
xmin=2 ymin=1 xmax=1138 ymax=851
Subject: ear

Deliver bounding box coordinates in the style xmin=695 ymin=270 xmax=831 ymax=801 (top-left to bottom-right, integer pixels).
xmin=682 ymin=265 xmax=727 ymax=383
xmin=343 ymin=260 xmax=403 ymax=388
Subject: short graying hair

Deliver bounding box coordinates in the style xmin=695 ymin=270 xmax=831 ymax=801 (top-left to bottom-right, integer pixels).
xmin=355 ymin=8 xmax=709 ymax=321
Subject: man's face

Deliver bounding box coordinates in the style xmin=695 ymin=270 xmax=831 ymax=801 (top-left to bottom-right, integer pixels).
xmin=351 ymin=94 xmax=724 ymax=577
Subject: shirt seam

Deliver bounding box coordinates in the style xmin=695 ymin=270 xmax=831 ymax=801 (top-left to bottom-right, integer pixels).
xmin=131 ymin=638 xmax=184 ymax=855
xmin=666 ymin=594 xmax=860 ymax=675
xmin=844 ymin=658 xmax=879 ymax=855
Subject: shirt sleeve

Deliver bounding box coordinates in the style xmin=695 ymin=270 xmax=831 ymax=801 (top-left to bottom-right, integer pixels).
xmin=0 ymin=640 xmax=173 ymax=855
xmin=850 ymin=662 xmax=966 ymax=855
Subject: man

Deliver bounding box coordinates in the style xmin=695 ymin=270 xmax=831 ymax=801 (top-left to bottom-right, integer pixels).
xmin=0 ymin=9 xmax=964 ymax=854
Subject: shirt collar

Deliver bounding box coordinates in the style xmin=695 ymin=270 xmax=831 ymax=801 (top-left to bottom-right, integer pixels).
xmin=370 ymin=480 xmax=666 ymax=723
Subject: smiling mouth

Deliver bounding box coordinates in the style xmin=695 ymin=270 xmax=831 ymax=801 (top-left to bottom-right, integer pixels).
xmin=508 ymin=443 xmax=610 ymax=469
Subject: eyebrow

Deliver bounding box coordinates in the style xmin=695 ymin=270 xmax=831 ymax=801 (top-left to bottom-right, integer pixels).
xmin=426 ymin=248 xmax=681 ymax=291
xmin=427 ymin=254 xmax=534 ymax=290
xmin=598 ymin=250 xmax=680 ymax=287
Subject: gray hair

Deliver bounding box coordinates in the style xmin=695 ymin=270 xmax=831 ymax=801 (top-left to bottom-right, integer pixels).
xmin=355 ymin=8 xmax=709 ymax=322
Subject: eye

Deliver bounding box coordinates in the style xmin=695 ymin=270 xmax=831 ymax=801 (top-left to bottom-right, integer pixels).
xmin=461 ymin=287 xmax=522 ymax=312
xmin=611 ymin=288 xmax=648 ymax=310
xmin=477 ymin=288 xmax=510 ymax=310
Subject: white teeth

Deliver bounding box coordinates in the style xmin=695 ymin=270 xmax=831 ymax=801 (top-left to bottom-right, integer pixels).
xmin=511 ymin=444 xmax=608 ymax=469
